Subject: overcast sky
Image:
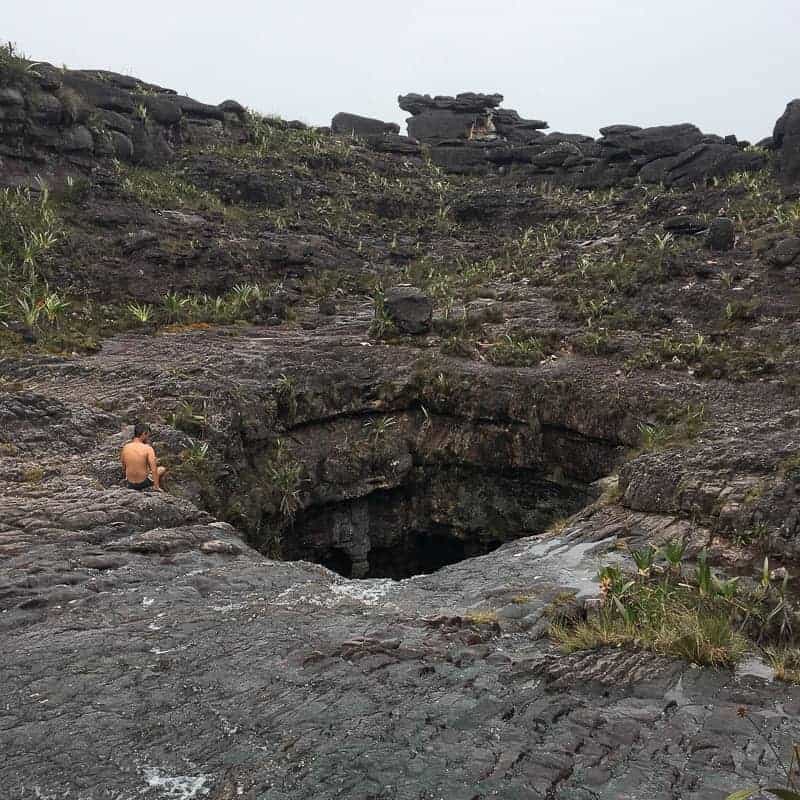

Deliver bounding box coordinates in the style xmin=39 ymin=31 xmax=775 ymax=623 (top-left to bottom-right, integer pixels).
xmin=4 ymin=0 xmax=798 ymax=141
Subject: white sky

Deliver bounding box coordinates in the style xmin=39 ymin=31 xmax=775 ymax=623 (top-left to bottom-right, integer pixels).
xmin=4 ymin=0 xmax=798 ymax=141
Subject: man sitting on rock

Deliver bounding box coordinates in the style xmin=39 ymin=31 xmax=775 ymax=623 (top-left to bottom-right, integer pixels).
xmin=120 ymin=422 xmax=166 ymax=492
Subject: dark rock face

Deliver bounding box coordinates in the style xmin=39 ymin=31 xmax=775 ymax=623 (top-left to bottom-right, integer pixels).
xmin=399 ymin=92 xmax=767 ymax=187
xmin=754 ymin=233 xmax=800 ymax=267
xmin=400 ymin=91 xmax=548 ymax=149
xmin=399 ymin=91 xmax=505 ymax=115
xmin=0 ymin=66 xmax=243 ymax=167
xmin=663 ymin=215 xmax=706 ymax=234
xmin=706 ymin=217 xmax=736 ymax=250
xmin=331 ymin=111 xmax=400 ymax=137
xmin=384 ymin=285 xmax=433 ymax=333
xmin=774 ymin=99 xmax=800 ymax=192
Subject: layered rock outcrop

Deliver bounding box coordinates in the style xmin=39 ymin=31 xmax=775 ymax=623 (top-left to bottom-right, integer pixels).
xmin=398 ymin=91 xmax=767 ymax=186
xmin=0 ymin=62 xmax=248 ymax=169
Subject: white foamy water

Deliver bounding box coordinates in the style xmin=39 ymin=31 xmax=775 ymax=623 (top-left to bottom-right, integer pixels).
xmin=142 ymin=767 xmax=210 ymax=798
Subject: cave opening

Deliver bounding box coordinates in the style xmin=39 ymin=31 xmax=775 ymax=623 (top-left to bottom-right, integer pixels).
xmin=282 ymin=464 xmax=596 ymax=581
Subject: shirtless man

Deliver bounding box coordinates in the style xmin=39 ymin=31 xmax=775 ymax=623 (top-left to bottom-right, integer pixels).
xmin=120 ymin=422 xmax=166 ymax=492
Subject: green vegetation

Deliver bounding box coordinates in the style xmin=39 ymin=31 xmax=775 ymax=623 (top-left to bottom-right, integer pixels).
xmin=551 ymin=545 xmax=798 ymax=673
xmin=635 ymin=402 xmax=706 ymax=452
xmin=275 ymin=373 xmax=298 ymax=421
xmin=168 ymin=400 xmax=207 ymax=436
xmin=363 ymin=415 xmax=398 ymax=444
xmin=626 ymin=334 xmax=774 ymax=381
xmin=0 ymin=42 xmax=40 ymax=80
xmin=487 ymin=334 xmax=545 ymax=367
xmin=118 ymin=164 xmax=223 ymax=211
xmin=263 ymin=439 xmax=305 ymax=520
xmin=369 ymin=287 xmax=396 ymax=340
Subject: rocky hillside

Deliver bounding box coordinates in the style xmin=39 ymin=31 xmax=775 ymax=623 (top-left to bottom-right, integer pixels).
xmin=2 ymin=42 xmax=800 ymax=799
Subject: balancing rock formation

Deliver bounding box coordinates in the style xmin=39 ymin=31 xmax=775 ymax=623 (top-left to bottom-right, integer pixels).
xmin=395 ymin=91 xmax=768 ymax=186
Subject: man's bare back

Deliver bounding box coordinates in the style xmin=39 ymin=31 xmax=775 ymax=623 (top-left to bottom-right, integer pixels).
xmin=121 ymin=423 xmax=166 ymax=491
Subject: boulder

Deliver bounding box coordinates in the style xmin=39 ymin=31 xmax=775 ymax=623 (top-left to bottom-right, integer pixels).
xmin=754 ymin=234 xmax=800 ymax=267
xmin=706 ymin=218 xmax=735 ymax=251
xmin=130 ymin=124 xmax=174 ymax=166
xmin=600 ymin=123 xmax=704 ymax=161
xmin=384 ymin=286 xmax=433 ymax=334
xmin=28 ymin=92 xmax=63 ymax=126
xmin=407 ymin=109 xmax=484 ymax=144
xmin=663 ymin=215 xmax=705 ymax=234
xmin=639 ymin=143 xmax=766 ymax=186
xmin=398 ymin=92 xmax=503 ymax=115
xmin=173 ymin=95 xmax=225 ymax=121
xmin=58 ymin=125 xmax=94 ymax=152
xmin=61 ymin=73 xmax=135 ymax=113
xmin=774 ymin=99 xmax=800 ymax=192
xmin=218 ymin=99 xmax=246 ymax=117
xmin=111 ymin=130 xmax=134 ymax=161
xmin=331 ymin=112 xmax=400 ymax=137
xmin=367 ymin=133 xmax=422 ymax=155
xmin=429 ymin=145 xmax=493 ymax=172
xmin=142 ymin=96 xmax=182 ymax=126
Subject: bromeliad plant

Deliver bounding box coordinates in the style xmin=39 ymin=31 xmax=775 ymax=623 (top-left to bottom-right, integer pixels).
xmin=552 ymin=541 xmax=798 ymax=673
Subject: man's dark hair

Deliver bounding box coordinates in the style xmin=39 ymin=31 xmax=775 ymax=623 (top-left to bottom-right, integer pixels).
xmin=133 ymin=422 xmax=151 ymax=438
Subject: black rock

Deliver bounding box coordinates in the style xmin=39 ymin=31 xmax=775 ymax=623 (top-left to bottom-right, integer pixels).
xmin=600 ymin=123 xmax=704 ymax=161
xmin=706 ymin=217 xmax=735 ymax=251
xmin=61 ymin=73 xmax=135 ymax=114
xmin=770 ymin=237 xmax=800 ymax=267
xmin=218 ymin=99 xmax=246 ymax=117
xmin=384 ymin=286 xmax=433 ymax=334
xmin=407 ymin=109 xmax=484 ymax=144
xmin=663 ymin=215 xmax=706 ymax=234
xmin=639 ymin=143 xmax=766 ymax=187
xmin=331 ymin=112 xmax=400 ymax=137
xmin=173 ymin=95 xmax=225 ymax=121
xmin=142 ymin=96 xmax=182 ymax=126
xmin=774 ymin=99 xmax=800 ymax=192
xmin=367 ymin=133 xmax=422 ymax=155
xmin=398 ymin=92 xmax=504 ymax=115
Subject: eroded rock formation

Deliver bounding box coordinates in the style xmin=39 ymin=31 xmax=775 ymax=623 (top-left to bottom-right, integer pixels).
xmin=397 ymin=91 xmax=768 ymax=186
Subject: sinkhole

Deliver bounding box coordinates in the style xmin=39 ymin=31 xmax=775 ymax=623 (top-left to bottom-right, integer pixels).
xmin=281 ymin=463 xmax=597 ymax=580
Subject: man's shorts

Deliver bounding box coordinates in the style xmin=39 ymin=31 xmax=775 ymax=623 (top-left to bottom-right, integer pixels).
xmin=126 ymin=477 xmax=154 ymax=491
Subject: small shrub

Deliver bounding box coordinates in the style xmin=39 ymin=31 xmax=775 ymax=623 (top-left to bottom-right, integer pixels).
xmin=464 ymin=609 xmax=498 ymax=626
xmin=488 ymin=334 xmax=544 ymax=367
xmin=369 ymin=288 xmax=396 ymax=340
xmin=363 ymin=415 xmax=398 ymax=445
xmin=264 ymin=440 xmax=305 ymax=520
xmin=126 ymin=301 xmax=154 ymax=324
xmin=168 ymin=401 xmax=206 ymax=435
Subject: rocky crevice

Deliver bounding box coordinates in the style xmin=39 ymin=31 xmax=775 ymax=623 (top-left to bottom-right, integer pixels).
xmin=194 ymin=374 xmax=633 ymax=578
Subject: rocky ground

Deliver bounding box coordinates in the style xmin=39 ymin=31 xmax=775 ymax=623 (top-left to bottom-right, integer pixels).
xmin=2 ymin=45 xmax=800 ymax=799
